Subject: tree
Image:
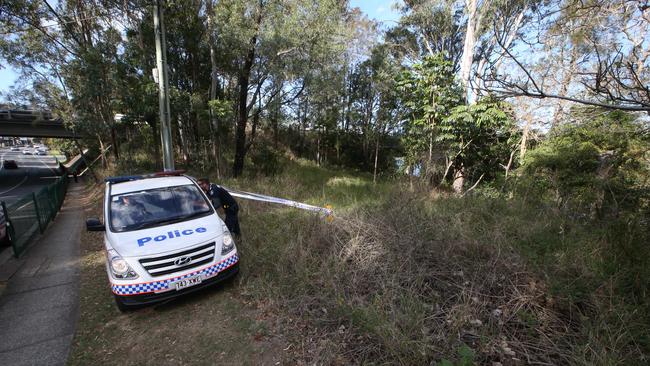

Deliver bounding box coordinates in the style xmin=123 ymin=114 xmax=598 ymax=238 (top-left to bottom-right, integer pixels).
xmin=398 ymin=54 xmax=463 ymax=183
xmin=0 ymin=0 xmax=131 ymax=157
xmin=445 ymin=97 xmax=520 ymax=191
xmin=390 ymin=0 xmax=464 ymax=66
xmin=398 ymin=55 xmax=519 ymax=192
xmin=483 ymin=0 xmax=650 ymax=113
xmin=523 ymin=108 xmax=650 ymax=216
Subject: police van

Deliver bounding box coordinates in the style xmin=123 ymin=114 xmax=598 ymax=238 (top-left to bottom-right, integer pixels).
xmin=86 ymin=171 xmax=239 ymax=311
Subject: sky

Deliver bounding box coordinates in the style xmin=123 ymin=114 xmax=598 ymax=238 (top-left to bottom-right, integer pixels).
xmin=0 ymin=66 xmax=18 ymax=95
xmin=0 ymin=1 xmax=401 ymax=96
xmin=349 ymin=0 xmax=401 ymax=24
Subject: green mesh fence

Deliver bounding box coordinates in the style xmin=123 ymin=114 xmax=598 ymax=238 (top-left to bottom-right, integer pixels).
xmin=1 ymin=174 xmax=69 ymax=257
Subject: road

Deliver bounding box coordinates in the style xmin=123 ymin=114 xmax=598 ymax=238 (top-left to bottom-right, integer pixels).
xmin=0 ymin=182 xmax=83 ymax=366
xmin=0 ymin=147 xmax=67 ymax=207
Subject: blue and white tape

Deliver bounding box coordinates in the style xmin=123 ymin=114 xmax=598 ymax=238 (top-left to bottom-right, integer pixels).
xmin=222 ymin=186 xmax=333 ymax=218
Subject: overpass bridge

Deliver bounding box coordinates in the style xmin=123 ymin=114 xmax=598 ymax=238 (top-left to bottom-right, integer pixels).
xmin=0 ymin=109 xmax=77 ymax=138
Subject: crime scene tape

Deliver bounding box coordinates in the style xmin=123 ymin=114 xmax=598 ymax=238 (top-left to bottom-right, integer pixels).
xmin=221 ymin=186 xmax=334 ymax=220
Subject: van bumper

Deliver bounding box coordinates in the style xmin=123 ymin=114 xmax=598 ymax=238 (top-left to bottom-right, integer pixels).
xmin=115 ymin=262 xmax=239 ymax=306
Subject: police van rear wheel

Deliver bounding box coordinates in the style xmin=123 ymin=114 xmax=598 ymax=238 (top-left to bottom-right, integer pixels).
xmin=114 ymin=294 xmax=131 ymax=312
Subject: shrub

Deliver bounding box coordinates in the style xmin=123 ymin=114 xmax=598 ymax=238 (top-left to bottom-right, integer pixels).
xmin=521 ymin=110 xmax=650 ymax=218
xmin=250 ymin=144 xmax=285 ymax=176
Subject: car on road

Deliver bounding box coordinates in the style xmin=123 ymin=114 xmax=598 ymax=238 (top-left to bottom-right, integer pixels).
xmin=10 ymin=147 xmax=20 ymax=151
xmin=2 ymin=160 xmax=18 ymax=169
xmin=86 ymin=171 xmax=239 ymax=311
xmin=22 ymin=149 xmax=33 ymax=155
xmin=36 ymin=149 xmax=47 ymax=155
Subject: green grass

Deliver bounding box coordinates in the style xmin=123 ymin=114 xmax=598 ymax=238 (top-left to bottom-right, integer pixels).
xmin=73 ymin=155 xmax=649 ymax=365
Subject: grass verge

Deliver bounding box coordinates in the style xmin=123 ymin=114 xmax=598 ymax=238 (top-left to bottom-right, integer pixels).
xmin=72 ymin=157 xmax=649 ymax=365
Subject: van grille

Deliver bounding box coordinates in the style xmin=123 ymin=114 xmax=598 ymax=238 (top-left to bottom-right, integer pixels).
xmin=139 ymin=242 xmax=215 ymax=277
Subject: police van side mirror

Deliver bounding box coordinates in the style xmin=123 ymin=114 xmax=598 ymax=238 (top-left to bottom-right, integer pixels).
xmin=86 ymin=218 xmax=105 ymax=232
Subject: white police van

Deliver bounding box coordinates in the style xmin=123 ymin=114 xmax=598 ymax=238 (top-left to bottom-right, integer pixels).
xmin=86 ymin=171 xmax=239 ymax=311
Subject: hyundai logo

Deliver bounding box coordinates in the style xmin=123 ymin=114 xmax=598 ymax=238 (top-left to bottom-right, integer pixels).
xmin=174 ymin=256 xmax=192 ymax=266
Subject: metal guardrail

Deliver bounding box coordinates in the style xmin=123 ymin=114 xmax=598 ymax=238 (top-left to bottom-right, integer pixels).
xmin=1 ymin=174 xmax=69 ymax=257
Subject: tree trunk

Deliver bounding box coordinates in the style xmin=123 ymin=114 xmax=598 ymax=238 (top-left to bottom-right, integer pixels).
xmin=232 ymin=5 xmax=262 ymax=177
xmin=452 ymin=166 xmax=465 ymax=194
xmin=316 ymin=131 xmax=321 ymax=166
xmin=110 ymin=126 xmax=119 ymax=159
xmin=97 ymin=135 xmax=107 ymax=168
xmin=520 ymin=114 xmax=532 ymax=161
xmin=177 ymin=116 xmax=190 ymax=164
xmin=233 ymin=62 xmax=252 ymax=176
xmin=427 ymin=126 xmax=433 ymax=179
xmin=145 ymin=113 xmax=161 ymax=169
xmin=206 ymin=0 xmax=221 ymax=174
xmin=550 ymin=47 xmax=578 ymax=130
xmin=504 ymin=150 xmax=515 ymax=179
xmin=336 ymin=133 xmax=340 ymax=164
xmin=246 ymin=108 xmax=261 ymax=153
xmin=459 ymin=0 xmax=482 ymax=101
xmin=373 ymin=134 xmax=380 ymax=184
xmin=475 ymin=8 xmax=526 ymax=96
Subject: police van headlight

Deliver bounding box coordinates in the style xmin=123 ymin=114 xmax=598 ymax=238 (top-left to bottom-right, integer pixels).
xmin=221 ymin=231 xmax=235 ymax=255
xmin=107 ymin=250 xmax=138 ymax=279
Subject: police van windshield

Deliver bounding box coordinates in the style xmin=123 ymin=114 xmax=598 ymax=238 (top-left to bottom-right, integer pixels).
xmin=109 ymin=184 xmax=213 ymax=233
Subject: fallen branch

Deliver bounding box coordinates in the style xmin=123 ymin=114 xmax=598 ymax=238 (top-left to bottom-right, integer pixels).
xmin=461 ymin=173 xmax=485 ymax=197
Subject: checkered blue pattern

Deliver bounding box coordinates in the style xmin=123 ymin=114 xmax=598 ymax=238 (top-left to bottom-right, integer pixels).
xmin=112 ymin=253 xmax=239 ymax=296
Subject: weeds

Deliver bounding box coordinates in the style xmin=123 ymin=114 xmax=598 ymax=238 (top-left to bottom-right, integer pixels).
xmin=227 ymin=161 xmax=647 ymax=365
xmin=87 ymin=157 xmax=648 ymax=365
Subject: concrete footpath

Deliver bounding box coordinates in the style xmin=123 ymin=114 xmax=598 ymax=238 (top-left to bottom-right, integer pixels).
xmin=0 ymin=182 xmax=84 ymax=366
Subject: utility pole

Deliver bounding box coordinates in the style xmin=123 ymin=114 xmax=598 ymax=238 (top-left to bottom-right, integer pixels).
xmin=153 ymin=0 xmax=174 ymax=171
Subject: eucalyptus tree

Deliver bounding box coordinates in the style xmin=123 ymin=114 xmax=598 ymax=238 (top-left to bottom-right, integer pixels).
xmin=482 ymin=0 xmax=650 ymax=113
xmin=0 ymin=0 xmax=132 ymax=157
xmin=390 ymin=0 xmax=540 ymax=102
xmin=389 ymin=0 xmax=464 ymax=67
xmin=211 ymin=0 xmax=351 ymax=176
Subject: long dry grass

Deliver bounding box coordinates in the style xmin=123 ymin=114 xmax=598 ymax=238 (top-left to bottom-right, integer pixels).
xmin=96 ymin=155 xmax=649 ymax=365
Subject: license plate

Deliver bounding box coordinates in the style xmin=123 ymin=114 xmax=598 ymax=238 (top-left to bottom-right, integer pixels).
xmin=174 ymin=275 xmax=203 ymax=291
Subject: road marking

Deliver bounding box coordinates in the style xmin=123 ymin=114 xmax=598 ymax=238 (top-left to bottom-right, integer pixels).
xmin=14 ymin=200 xmax=34 ymax=211
xmin=34 ymin=153 xmax=56 ymax=174
xmin=0 ymin=176 xmax=28 ymax=196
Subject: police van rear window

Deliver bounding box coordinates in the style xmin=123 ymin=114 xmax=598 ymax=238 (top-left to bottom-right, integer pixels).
xmin=109 ymin=184 xmax=213 ymax=232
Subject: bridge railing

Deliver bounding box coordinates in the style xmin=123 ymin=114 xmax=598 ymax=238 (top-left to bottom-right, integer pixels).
xmin=1 ymin=174 xmax=69 ymax=257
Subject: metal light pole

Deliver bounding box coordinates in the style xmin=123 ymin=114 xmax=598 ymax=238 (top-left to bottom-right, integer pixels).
xmin=153 ymin=0 xmax=174 ymax=171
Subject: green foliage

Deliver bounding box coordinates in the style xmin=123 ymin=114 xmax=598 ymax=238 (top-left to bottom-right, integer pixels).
xmin=398 ymin=55 xmax=518 ymax=187
xmin=522 ymin=109 xmax=649 ymax=217
xmin=446 ymin=97 xmax=520 ymax=183
xmin=47 ymin=138 xmax=78 ymax=159
xmin=249 ymin=144 xmax=285 ymax=176
xmin=208 ymin=99 xmax=233 ymax=119
xmin=397 ymin=54 xmax=463 ymax=169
